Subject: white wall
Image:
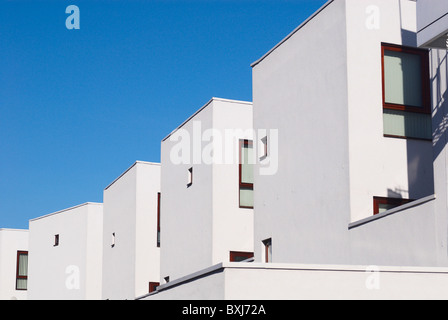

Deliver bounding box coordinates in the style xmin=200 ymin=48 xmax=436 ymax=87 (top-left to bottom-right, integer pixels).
xmin=28 ymin=203 xmax=103 ymax=300
xmin=160 ymin=98 xmax=253 ymax=283
xmin=0 ymin=229 xmax=29 ymax=300
xmin=102 ymin=161 xmax=160 ymax=300
xmin=143 ymin=262 xmax=448 ymax=300
xmin=346 ymin=0 xmax=434 ymax=223
xmin=252 ymin=0 xmax=352 ymax=265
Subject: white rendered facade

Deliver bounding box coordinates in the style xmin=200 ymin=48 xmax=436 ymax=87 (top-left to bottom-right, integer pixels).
xmin=27 ymin=202 xmax=103 ymax=300
xmin=251 ymin=0 xmax=438 ymax=266
xmin=101 ymin=161 xmax=161 ymax=300
xmin=159 ymin=97 xmax=254 ymax=283
xmin=0 ymin=229 xmax=29 ymax=300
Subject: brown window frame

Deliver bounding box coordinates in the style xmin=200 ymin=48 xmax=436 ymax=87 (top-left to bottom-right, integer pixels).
xmin=239 ymin=139 xmax=254 ymax=209
xmin=149 ymin=282 xmax=159 ymax=293
xmin=229 ymin=251 xmax=254 ymax=262
xmin=373 ymin=196 xmax=414 ymax=215
xmin=381 ymin=42 xmax=431 ymax=115
xmin=16 ymin=250 xmax=28 ymax=291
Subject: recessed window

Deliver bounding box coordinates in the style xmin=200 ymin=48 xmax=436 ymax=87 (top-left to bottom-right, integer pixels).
xmin=54 ymin=234 xmax=59 ymax=247
xmin=111 ymin=232 xmax=116 ymax=248
xmin=187 ymin=167 xmax=193 ymax=187
xmin=239 ymin=140 xmax=254 ymax=209
xmin=260 ymin=136 xmax=268 ymax=160
xmin=16 ymin=251 xmax=28 ymax=290
xmin=262 ymin=238 xmax=272 ymax=263
xmin=157 ymin=192 xmax=161 ymax=248
xmin=373 ymin=196 xmax=414 ymax=215
xmin=149 ymin=282 xmax=159 ymax=293
xmin=381 ymin=43 xmax=432 ymax=140
xmin=229 ymin=251 xmax=254 ymax=262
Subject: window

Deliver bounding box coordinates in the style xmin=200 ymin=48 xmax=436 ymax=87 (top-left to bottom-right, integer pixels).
xmin=229 ymin=251 xmax=254 ymax=262
xmin=187 ymin=167 xmax=193 ymax=187
xmin=157 ymin=192 xmax=161 ymax=248
xmin=16 ymin=251 xmax=28 ymax=290
xmin=239 ymin=140 xmax=254 ymax=208
xmin=111 ymin=232 xmax=115 ymax=248
xmin=260 ymin=136 xmax=268 ymax=160
xmin=149 ymin=282 xmax=159 ymax=293
xmin=373 ymin=196 xmax=414 ymax=215
xmin=381 ymin=43 xmax=432 ymax=140
xmin=54 ymin=234 xmax=59 ymax=247
xmin=262 ymin=239 xmax=272 ymax=263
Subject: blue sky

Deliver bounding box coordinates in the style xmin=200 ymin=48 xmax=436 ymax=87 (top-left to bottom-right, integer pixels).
xmin=0 ymin=0 xmax=326 ymax=229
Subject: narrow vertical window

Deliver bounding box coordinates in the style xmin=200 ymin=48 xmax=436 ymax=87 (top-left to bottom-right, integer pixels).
xmin=262 ymin=239 xmax=272 ymax=263
xmin=187 ymin=167 xmax=193 ymax=187
xmin=381 ymin=43 xmax=432 ymax=140
xmin=16 ymin=251 xmax=28 ymax=290
xmin=157 ymin=192 xmax=161 ymax=248
xmin=54 ymin=234 xmax=59 ymax=247
xmin=239 ymin=140 xmax=254 ymax=208
xmin=111 ymin=232 xmax=115 ymax=248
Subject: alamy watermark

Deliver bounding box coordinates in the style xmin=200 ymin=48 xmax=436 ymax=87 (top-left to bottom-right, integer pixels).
xmin=168 ymin=121 xmax=279 ymax=176
xmin=66 ymin=5 xmax=80 ymax=30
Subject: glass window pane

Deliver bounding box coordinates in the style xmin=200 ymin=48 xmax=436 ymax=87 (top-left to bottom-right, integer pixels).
xmin=16 ymin=278 xmax=27 ymax=290
xmin=384 ymin=50 xmax=423 ymax=108
xmin=18 ymin=253 xmax=28 ymax=277
xmin=241 ymin=143 xmax=254 ymax=184
xmin=240 ymin=188 xmax=253 ymax=208
xmin=383 ymin=109 xmax=432 ymax=140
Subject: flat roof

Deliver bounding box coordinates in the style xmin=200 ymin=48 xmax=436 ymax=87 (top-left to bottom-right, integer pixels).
xmin=104 ymin=160 xmax=161 ymax=190
xmin=250 ymin=0 xmax=334 ymax=68
xmin=161 ymin=97 xmax=252 ymax=142
xmin=29 ymin=202 xmax=103 ymax=222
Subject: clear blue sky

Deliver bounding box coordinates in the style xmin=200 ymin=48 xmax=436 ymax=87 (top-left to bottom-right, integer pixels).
xmin=0 ymin=0 xmax=326 ymax=229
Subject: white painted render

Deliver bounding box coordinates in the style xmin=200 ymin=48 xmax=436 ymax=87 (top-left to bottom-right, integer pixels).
xmin=252 ymin=0 xmax=436 ymax=266
xmin=160 ymin=98 xmax=253 ymax=282
xmin=101 ymin=161 xmax=160 ymax=300
xmin=141 ymin=262 xmax=448 ymax=300
xmin=417 ymin=0 xmax=448 ymax=48
xmin=27 ymin=202 xmax=103 ymax=300
xmin=0 ymin=229 xmax=29 ymax=300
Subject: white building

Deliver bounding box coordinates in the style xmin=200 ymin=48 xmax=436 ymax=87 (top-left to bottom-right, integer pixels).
xmin=141 ymin=0 xmax=448 ymax=300
xmin=0 ymin=229 xmax=29 ymax=300
xmin=28 ymin=202 xmax=103 ymax=300
xmin=159 ymin=97 xmax=254 ymax=283
xmin=101 ymin=161 xmax=161 ymax=300
xmin=252 ymin=0 xmax=439 ymax=267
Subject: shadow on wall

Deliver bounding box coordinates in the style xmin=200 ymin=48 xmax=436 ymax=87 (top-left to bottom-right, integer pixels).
xmin=431 ymin=50 xmax=448 ymax=162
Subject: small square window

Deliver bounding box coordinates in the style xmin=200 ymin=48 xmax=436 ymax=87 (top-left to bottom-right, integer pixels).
xmin=187 ymin=167 xmax=193 ymax=187
xmin=111 ymin=232 xmax=116 ymax=248
xmin=149 ymin=282 xmax=159 ymax=293
xmin=260 ymin=136 xmax=268 ymax=160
